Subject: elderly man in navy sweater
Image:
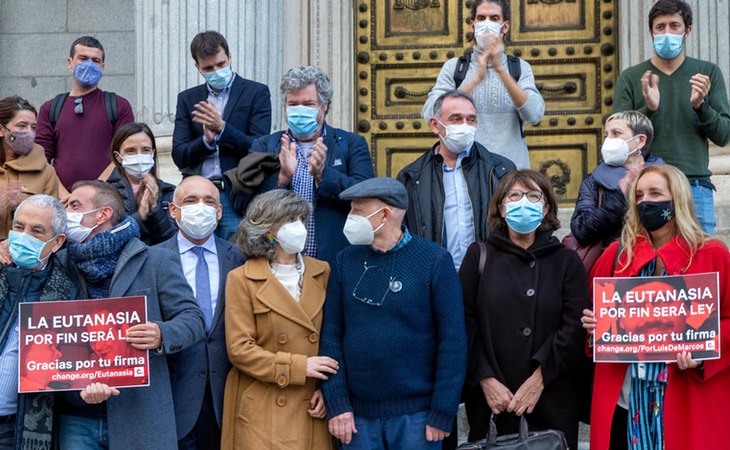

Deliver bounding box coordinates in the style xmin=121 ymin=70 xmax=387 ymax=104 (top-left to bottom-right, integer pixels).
xmin=320 ymin=177 xmax=467 ymax=448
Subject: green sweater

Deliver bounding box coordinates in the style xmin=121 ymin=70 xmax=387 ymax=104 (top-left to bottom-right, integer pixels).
xmin=613 ymin=56 xmax=730 ymax=178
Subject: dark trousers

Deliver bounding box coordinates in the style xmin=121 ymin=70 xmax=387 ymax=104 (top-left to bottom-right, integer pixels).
xmin=178 ymin=383 xmax=220 ymax=450
xmin=0 ymin=417 xmax=15 ymax=450
xmin=610 ymin=406 xmax=628 ymax=450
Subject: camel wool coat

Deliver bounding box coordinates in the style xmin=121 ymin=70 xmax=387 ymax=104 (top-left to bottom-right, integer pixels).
xmin=221 ymin=255 xmax=335 ymax=450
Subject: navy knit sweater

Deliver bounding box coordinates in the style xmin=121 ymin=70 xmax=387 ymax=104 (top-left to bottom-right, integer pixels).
xmin=319 ymin=232 xmax=467 ymax=432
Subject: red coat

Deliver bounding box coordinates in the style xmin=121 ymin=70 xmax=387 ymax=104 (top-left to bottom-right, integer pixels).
xmin=589 ymin=235 xmax=730 ymax=450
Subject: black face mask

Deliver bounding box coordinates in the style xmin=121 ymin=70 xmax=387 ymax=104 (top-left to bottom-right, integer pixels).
xmin=637 ymin=200 xmax=675 ymax=231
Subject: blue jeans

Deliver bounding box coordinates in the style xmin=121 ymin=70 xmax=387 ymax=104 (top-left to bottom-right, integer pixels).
xmin=58 ymin=415 xmax=109 ymax=450
xmin=215 ymin=190 xmax=242 ymax=241
xmin=690 ymin=182 xmax=716 ymax=236
xmin=343 ymin=411 xmax=441 ymax=450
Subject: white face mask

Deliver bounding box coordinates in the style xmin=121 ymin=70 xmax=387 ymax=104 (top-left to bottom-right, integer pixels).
xmin=275 ymin=220 xmax=308 ymax=255
xmin=176 ymin=202 xmax=218 ymax=240
xmin=600 ymin=135 xmax=641 ymax=167
xmin=65 ymin=208 xmax=101 ymax=244
xmin=343 ymin=208 xmax=384 ymax=246
xmin=121 ymin=153 xmax=155 ymax=179
xmin=438 ymin=121 xmax=476 ymax=154
xmin=474 ymin=19 xmax=503 ymax=47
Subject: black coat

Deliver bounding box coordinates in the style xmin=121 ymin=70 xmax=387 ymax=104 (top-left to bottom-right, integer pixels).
xmin=106 ymin=168 xmax=177 ymax=245
xmin=459 ymin=229 xmax=588 ymax=448
xmin=397 ymin=142 xmax=515 ymax=245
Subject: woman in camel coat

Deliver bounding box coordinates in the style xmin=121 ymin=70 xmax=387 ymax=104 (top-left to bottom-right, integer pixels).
xmin=221 ymin=189 xmax=337 ymax=450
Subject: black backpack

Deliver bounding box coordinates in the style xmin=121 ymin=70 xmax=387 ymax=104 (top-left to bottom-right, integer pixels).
xmin=452 ymin=53 xmax=525 ymax=137
xmin=48 ymin=91 xmax=119 ymax=129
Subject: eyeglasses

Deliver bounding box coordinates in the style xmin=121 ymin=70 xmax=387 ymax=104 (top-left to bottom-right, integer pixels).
xmin=506 ymin=189 xmax=544 ymax=203
xmin=74 ymin=97 xmax=83 ymax=115
xmin=351 ymin=257 xmax=401 ymax=307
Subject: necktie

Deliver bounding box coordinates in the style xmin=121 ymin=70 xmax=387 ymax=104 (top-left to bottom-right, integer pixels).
xmin=191 ymin=246 xmax=213 ymax=331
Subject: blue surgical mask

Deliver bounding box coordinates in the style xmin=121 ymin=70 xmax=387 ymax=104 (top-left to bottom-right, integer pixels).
xmin=73 ymin=60 xmax=103 ymax=88
xmin=8 ymin=231 xmax=55 ymax=269
xmin=286 ymin=105 xmax=321 ymax=138
xmin=202 ymin=66 xmax=233 ymax=91
xmin=653 ymin=33 xmax=684 ymax=60
xmin=505 ymin=197 xmax=544 ymax=234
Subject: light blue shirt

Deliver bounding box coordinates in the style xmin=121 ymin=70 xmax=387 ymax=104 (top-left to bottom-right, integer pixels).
xmin=442 ymin=146 xmax=475 ymax=270
xmin=177 ymin=232 xmax=220 ymax=316
xmin=201 ymin=73 xmax=236 ymax=179
xmin=0 ymin=319 xmax=19 ymax=415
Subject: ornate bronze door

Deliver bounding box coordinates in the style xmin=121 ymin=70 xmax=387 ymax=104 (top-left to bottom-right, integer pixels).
xmin=354 ymin=0 xmax=618 ymax=204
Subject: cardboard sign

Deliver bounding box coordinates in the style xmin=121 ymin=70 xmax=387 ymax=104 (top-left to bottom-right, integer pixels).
xmin=18 ymin=296 xmax=150 ymax=393
xmin=593 ymin=273 xmax=721 ymax=363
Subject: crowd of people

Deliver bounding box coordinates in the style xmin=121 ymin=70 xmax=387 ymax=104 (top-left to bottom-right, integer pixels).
xmin=1 ymin=0 xmax=729 ymax=449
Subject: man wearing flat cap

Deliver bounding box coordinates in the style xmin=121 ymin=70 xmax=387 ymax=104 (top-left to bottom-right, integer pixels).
xmin=319 ymin=177 xmax=467 ymax=449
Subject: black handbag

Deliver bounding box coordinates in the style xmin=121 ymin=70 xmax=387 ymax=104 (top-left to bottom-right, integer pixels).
xmin=457 ymin=415 xmax=568 ymax=450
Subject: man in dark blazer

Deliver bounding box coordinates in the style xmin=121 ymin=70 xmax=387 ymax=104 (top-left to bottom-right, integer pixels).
xmin=249 ymin=66 xmax=374 ymax=268
xmin=158 ymin=176 xmax=245 ymax=450
xmin=172 ymin=30 xmax=272 ymax=239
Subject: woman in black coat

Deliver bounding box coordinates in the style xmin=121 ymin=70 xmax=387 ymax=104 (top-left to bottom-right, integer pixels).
xmin=570 ymin=111 xmax=663 ymax=247
xmin=105 ymin=122 xmax=176 ymax=245
xmin=460 ymin=169 xmax=588 ymax=450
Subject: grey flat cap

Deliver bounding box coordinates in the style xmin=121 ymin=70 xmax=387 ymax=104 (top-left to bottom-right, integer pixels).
xmin=339 ymin=177 xmax=409 ymax=209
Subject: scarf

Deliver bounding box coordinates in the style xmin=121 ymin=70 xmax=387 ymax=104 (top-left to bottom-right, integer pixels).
xmin=67 ymin=216 xmax=140 ymax=298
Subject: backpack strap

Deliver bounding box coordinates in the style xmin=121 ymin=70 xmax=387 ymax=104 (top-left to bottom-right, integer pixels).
xmin=477 ymin=241 xmax=488 ymax=275
xmin=49 ymin=93 xmax=70 ymax=129
xmin=506 ymin=55 xmax=525 ymax=138
xmin=453 ymin=54 xmax=472 ymax=89
xmin=103 ymin=91 xmax=119 ymax=127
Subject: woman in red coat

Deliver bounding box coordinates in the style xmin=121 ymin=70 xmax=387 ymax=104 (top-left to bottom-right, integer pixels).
xmin=582 ymin=164 xmax=730 ymax=450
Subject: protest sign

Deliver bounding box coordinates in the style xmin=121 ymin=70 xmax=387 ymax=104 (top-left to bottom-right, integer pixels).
xmin=18 ymin=296 xmax=150 ymax=393
xmin=593 ymin=273 xmax=720 ymax=363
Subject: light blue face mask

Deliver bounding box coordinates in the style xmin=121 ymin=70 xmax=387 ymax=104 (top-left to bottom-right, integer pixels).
xmin=653 ymin=33 xmax=684 ymax=60
xmin=8 ymin=231 xmax=55 ymax=269
xmin=286 ymin=105 xmax=321 ymax=138
xmin=202 ymin=66 xmax=233 ymax=90
xmin=73 ymin=60 xmax=103 ymax=88
xmin=505 ymin=196 xmax=544 ymax=234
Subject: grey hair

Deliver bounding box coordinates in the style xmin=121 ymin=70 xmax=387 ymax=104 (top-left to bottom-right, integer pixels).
xmin=280 ymin=66 xmax=334 ymax=110
xmin=14 ymin=194 xmax=67 ymax=236
xmin=606 ymin=111 xmax=655 ymax=157
xmin=234 ymin=190 xmax=312 ymax=260
xmin=433 ymin=90 xmax=476 ymax=119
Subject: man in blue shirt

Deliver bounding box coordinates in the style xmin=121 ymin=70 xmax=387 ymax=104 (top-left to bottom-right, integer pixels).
xmin=172 ymin=31 xmax=272 ymax=240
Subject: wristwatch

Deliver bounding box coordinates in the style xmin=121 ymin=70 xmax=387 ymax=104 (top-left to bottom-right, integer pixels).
xmin=694 ymin=100 xmax=709 ymax=114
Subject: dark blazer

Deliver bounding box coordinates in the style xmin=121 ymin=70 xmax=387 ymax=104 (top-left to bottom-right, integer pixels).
xmin=57 ymin=238 xmax=206 ymax=450
xmin=156 ymin=233 xmax=245 ymax=439
xmin=248 ymin=125 xmax=374 ymax=267
xmin=171 ymin=74 xmax=272 ymax=178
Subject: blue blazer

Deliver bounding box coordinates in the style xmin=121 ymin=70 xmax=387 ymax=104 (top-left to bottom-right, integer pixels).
xmin=156 ymin=233 xmax=245 ymax=439
xmin=57 ymin=238 xmax=206 ymax=450
xmin=171 ymin=74 xmax=272 ymax=178
xmin=249 ymin=124 xmax=374 ymax=268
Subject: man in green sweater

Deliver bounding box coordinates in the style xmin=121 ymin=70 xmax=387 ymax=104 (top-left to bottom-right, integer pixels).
xmin=613 ymin=0 xmax=730 ymax=235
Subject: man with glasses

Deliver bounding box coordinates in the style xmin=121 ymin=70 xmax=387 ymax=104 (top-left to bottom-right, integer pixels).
xmin=35 ymin=36 xmax=134 ymax=194
xmin=398 ymin=90 xmax=515 ymax=270
xmin=319 ymin=177 xmax=467 ymax=449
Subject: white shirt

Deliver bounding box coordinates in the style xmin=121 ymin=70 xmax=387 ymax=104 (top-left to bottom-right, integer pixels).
xmin=270 ymin=254 xmax=305 ymax=302
xmin=177 ymin=232 xmax=220 ymax=315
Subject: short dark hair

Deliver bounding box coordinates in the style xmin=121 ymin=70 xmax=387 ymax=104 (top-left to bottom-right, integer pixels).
xmin=487 ymin=169 xmax=560 ymax=232
xmin=470 ymin=0 xmax=511 ymax=23
xmin=649 ymin=0 xmax=693 ymax=29
xmin=433 ymin=90 xmax=476 ymax=119
xmin=70 ymin=36 xmax=105 ymax=62
xmin=70 ymin=180 xmax=126 ymax=226
xmin=190 ymin=31 xmax=230 ymax=64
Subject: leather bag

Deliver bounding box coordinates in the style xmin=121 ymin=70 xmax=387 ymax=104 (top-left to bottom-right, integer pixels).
xmin=457 ymin=415 xmax=568 ymax=450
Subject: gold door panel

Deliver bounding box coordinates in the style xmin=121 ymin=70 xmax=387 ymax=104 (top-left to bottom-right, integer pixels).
xmin=355 ymin=0 xmax=618 ymax=205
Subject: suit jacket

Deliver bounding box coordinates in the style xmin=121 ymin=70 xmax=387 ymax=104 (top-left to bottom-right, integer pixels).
xmin=156 ymin=233 xmax=245 ymax=438
xmin=171 ymin=74 xmax=272 ymax=178
xmin=57 ymin=238 xmax=206 ymax=450
xmin=248 ymin=125 xmax=374 ymax=267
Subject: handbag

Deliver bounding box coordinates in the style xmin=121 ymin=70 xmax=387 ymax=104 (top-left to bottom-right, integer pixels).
xmin=457 ymin=415 xmax=568 ymax=450
xmin=562 ymin=186 xmax=605 ymax=275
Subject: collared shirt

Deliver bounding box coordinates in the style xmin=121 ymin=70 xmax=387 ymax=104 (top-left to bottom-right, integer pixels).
xmin=440 ymin=146 xmax=475 ymax=270
xmin=201 ymin=73 xmax=236 ymax=180
xmin=177 ymin=232 xmax=220 ymax=314
xmin=0 ymin=319 xmax=19 ymax=415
